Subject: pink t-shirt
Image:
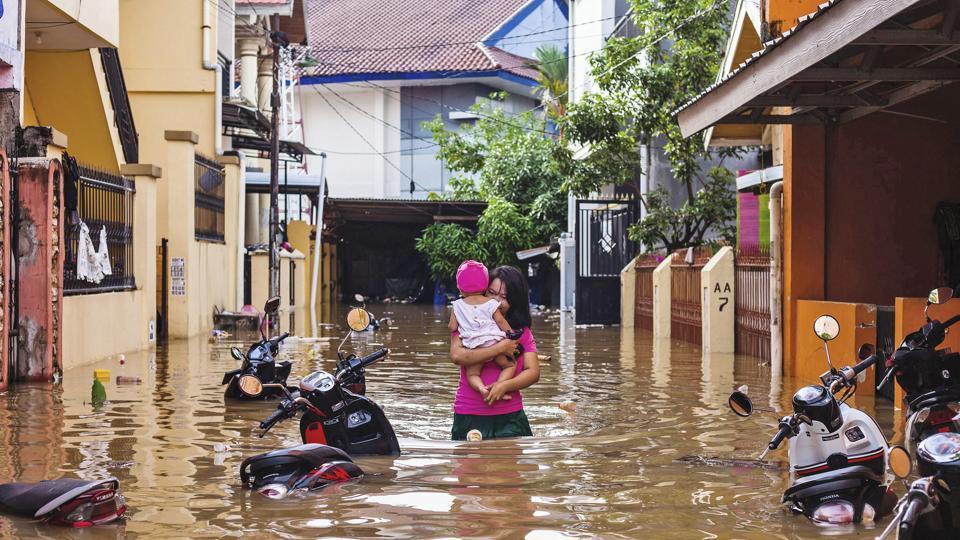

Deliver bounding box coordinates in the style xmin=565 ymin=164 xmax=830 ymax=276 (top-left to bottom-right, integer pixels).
xmin=453 ymin=327 xmax=537 ymax=416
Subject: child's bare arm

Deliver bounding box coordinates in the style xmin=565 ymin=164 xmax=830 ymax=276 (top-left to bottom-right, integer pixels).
xmin=492 ymin=309 xmax=513 ymax=333
xmin=448 ymin=311 xmax=459 ymax=333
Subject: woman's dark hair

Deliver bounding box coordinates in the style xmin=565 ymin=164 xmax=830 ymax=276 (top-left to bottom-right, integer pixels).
xmin=490 ymin=265 xmax=531 ymax=330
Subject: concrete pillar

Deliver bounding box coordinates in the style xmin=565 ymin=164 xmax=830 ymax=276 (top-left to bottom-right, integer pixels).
xmin=652 ymin=254 xmax=672 ymax=338
xmin=257 ymin=56 xmax=273 ymax=115
xmin=121 ymin=163 xmax=161 ymax=345
xmin=163 ymin=130 xmax=200 ymax=338
xmin=238 ymin=38 xmax=260 ymax=106
xmin=245 ymin=193 xmax=260 ymax=243
xmin=701 ymin=246 xmax=736 ymax=353
xmin=258 ymin=193 xmax=269 ymax=244
xmin=218 ymin=154 xmax=244 ymax=311
xmin=0 ymin=150 xmax=9 ymax=391
xmin=620 ymin=255 xmax=639 ymax=329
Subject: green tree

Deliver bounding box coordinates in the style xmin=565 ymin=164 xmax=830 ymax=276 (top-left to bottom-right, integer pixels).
xmin=564 ymin=0 xmax=741 ymax=252
xmin=531 ymin=44 xmax=568 ymax=121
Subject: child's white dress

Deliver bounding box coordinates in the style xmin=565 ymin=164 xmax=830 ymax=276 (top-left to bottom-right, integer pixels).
xmin=453 ymin=298 xmax=506 ymax=349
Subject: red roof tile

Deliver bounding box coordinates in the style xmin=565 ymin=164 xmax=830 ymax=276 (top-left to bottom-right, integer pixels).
xmin=304 ymin=0 xmax=539 ymax=80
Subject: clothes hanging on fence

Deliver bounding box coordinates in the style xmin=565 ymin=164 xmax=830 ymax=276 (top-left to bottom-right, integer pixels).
xmin=97 ymin=226 xmax=112 ymax=276
xmin=75 ymin=221 xmax=112 ymax=284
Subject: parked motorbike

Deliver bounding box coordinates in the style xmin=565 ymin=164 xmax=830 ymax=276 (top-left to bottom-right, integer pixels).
xmin=0 ymin=477 xmax=126 ymax=527
xmin=877 ymin=287 xmax=960 ymax=444
xmin=728 ymin=314 xmax=910 ymax=524
xmin=238 ymin=307 xmax=400 ymax=499
xmin=222 ymin=296 xmax=296 ymax=400
xmin=875 ymin=432 xmax=960 ymax=539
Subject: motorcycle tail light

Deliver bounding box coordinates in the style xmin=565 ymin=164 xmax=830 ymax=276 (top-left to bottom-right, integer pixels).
xmin=64 ymin=502 xmax=94 ymax=527
xmin=811 ymin=500 xmax=856 ymax=524
xmin=928 ymin=408 xmax=957 ymax=426
xmin=257 ymin=483 xmax=288 ymax=499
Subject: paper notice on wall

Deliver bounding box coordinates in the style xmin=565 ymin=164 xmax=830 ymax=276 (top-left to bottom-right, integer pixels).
xmin=171 ymin=257 xmax=186 ymax=296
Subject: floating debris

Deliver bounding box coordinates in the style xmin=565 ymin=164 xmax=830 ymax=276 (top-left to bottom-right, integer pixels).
xmin=558 ymin=401 xmax=577 ymax=412
xmin=675 ymin=455 xmax=782 ymax=470
xmin=116 ymin=376 xmax=142 ymax=385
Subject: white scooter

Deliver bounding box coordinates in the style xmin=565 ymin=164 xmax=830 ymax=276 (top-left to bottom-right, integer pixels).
xmin=729 ymin=315 xmax=911 ymax=524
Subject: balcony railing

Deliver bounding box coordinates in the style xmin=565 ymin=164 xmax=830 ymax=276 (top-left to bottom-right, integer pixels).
xmin=64 ymin=164 xmax=136 ymax=295
xmin=195 ymin=152 xmax=226 ymax=242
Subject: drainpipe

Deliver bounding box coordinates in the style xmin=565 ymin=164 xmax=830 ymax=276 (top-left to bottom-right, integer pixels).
xmin=309 ymin=153 xmax=327 ymax=337
xmin=769 ymin=181 xmax=784 ymax=377
xmin=202 ymin=0 xmax=223 ymax=155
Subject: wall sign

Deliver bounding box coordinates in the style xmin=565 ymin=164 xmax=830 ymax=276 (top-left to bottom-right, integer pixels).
xmin=171 ymin=257 xmax=186 ymax=296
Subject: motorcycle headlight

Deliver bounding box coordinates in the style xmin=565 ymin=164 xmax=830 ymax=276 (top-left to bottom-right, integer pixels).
xmin=257 ymin=483 xmax=288 ymax=499
xmin=811 ymin=500 xmax=856 ymax=524
xmin=65 ymin=502 xmax=94 ymax=523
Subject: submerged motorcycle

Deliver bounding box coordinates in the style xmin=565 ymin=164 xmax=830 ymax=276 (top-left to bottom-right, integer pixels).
xmin=238 ymin=307 xmax=400 ymax=498
xmin=877 ymin=287 xmax=960 ymax=444
xmin=0 ymin=477 xmax=126 ymax=527
xmin=729 ymin=314 xmax=910 ymax=524
xmin=876 ymin=432 xmax=960 ymax=539
xmin=222 ymin=296 xmax=296 ymax=400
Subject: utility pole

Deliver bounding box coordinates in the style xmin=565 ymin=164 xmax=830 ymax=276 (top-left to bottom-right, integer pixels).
xmin=268 ymin=14 xmax=286 ymax=330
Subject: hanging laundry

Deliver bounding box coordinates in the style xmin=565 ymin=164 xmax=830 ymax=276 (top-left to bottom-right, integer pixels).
xmin=97 ymin=226 xmax=112 ymax=276
xmin=76 ymin=221 xmax=103 ymax=283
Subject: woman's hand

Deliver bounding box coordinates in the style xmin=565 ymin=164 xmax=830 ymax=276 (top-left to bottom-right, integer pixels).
xmin=485 ymin=381 xmax=511 ymax=404
xmin=498 ymin=339 xmax=519 ymax=358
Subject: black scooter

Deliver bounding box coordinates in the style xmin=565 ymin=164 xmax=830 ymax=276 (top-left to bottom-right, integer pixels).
xmin=237 ymin=307 xmax=400 ymax=498
xmin=877 ymin=287 xmax=960 ymax=444
xmin=0 ymin=477 xmax=126 ymax=527
xmin=222 ymin=296 xmax=296 ymax=400
xmin=875 ymin=432 xmax=960 ymax=539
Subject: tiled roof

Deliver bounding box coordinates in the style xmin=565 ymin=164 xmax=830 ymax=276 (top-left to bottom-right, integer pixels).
xmin=482 ymin=45 xmax=541 ymax=81
xmin=304 ymin=0 xmax=539 ymax=80
xmin=674 ymin=0 xmax=841 ymax=115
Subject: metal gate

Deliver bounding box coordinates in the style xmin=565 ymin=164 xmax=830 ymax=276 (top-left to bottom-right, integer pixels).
xmin=156 ymin=238 xmax=168 ymax=342
xmin=575 ymin=199 xmax=639 ymax=325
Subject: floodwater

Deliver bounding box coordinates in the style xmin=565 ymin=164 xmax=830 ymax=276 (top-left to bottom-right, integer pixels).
xmin=0 ymin=304 xmax=900 ymax=539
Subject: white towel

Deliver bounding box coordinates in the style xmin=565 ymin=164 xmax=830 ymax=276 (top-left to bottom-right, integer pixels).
xmin=97 ymin=226 xmax=112 ymax=276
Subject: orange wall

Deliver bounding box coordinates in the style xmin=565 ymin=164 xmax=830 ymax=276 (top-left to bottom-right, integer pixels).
xmin=764 ymin=0 xmax=822 ymax=36
xmin=795 ymin=300 xmax=877 ymax=401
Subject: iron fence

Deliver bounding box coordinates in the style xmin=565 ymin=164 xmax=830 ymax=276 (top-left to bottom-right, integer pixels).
xmin=670 ymin=248 xmax=713 ymax=344
xmin=195 ymin=153 xmax=225 ymax=242
xmin=64 ymin=164 xmax=136 ymax=295
xmin=735 ymin=247 xmax=772 ymax=360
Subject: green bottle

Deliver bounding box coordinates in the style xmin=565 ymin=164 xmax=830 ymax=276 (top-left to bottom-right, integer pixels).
xmin=91 ymin=376 xmax=107 ymax=407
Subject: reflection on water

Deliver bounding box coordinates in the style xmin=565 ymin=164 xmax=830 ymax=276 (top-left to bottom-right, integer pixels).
xmin=0 ymin=305 xmax=896 ymax=538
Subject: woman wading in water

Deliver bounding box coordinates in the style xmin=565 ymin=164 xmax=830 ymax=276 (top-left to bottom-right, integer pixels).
xmin=449 ymin=265 xmax=540 ymax=440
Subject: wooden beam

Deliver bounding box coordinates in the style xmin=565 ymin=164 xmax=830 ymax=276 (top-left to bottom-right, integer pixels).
xmin=851 ymin=29 xmax=960 ymax=45
xmin=793 ymin=67 xmax=960 ymax=80
xmin=677 ymin=0 xmax=925 ymax=137
xmin=838 ymin=80 xmax=953 ymax=123
xmin=745 ymin=94 xmax=878 ymax=107
xmin=717 ymin=114 xmax=822 ymax=125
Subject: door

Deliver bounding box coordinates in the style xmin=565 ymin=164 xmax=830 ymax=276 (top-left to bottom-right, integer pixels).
xmin=575 ymin=200 xmax=639 ymax=325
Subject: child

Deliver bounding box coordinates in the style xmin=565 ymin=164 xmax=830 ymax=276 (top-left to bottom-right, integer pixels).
xmin=448 ymin=260 xmax=517 ymax=400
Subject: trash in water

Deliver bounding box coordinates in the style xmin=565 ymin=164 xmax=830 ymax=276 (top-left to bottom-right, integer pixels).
xmin=213 ymin=443 xmax=230 ymax=453
xmin=674 ymin=455 xmax=782 ymax=470
xmin=116 ymin=376 xmax=142 ymax=385
xmin=91 ymin=377 xmax=107 ymax=407
xmin=94 ymin=369 xmax=111 ymax=382
xmin=558 ymin=401 xmax=576 ymax=412
xmin=538 ymin=354 xmax=552 ymax=362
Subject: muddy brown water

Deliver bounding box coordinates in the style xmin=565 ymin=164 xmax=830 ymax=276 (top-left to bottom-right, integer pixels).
xmin=0 ymin=304 xmax=899 ymax=538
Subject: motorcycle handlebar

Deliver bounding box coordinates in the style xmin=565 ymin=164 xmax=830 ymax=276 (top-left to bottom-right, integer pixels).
xmin=850 ymin=354 xmax=881 ymax=379
xmin=944 ymin=314 xmax=960 ymax=330
xmin=768 ymin=421 xmax=793 ymax=450
xmin=359 ymin=348 xmax=389 ymax=367
xmin=258 ymin=403 xmax=292 ymax=433
xmin=899 ymin=497 xmax=926 ymax=539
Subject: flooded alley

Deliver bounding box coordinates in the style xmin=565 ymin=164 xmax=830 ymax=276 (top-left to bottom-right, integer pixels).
xmin=0 ymin=305 xmax=897 ymax=538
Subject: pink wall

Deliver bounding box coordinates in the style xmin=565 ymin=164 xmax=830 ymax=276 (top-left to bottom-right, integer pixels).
xmin=823 ymin=85 xmax=960 ymax=306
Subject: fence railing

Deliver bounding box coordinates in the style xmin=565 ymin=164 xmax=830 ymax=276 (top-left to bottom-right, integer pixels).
xmin=194 ymin=153 xmax=225 ymax=242
xmin=670 ymin=249 xmax=713 ymax=345
xmin=634 ymin=255 xmax=661 ymax=331
xmin=64 ymin=164 xmax=136 ymax=295
xmin=735 ymin=247 xmax=772 ymax=360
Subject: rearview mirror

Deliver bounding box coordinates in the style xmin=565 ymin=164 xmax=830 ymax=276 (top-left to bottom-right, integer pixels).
xmin=888 ymin=445 xmax=912 ymax=478
xmin=929 ymin=287 xmax=954 ymax=305
xmin=857 ymin=343 xmax=875 ymax=361
xmin=728 ymin=391 xmax=753 ymax=417
xmin=264 ymin=296 xmax=281 ymax=315
xmin=346 ymin=308 xmax=371 ymax=332
xmin=230 ymin=347 xmax=244 ymax=361
xmin=813 ymin=315 xmax=840 ymax=341
xmin=237 ymin=375 xmax=263 ymax=397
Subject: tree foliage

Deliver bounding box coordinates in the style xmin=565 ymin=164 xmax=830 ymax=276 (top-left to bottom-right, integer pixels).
xmin=564 ymin=0 xmax=742 ymax=252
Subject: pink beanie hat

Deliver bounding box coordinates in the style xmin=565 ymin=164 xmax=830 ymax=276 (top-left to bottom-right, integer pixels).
xmin=456 ymin=260 xmax=488 ymax=294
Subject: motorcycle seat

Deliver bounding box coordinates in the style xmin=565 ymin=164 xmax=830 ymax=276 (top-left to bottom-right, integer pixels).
xmin=0 ymin=478 xmax=118 ymax=518
xmin=909 ymin=389 xmax=960 ymax=412
xmin=783 ymin=465 xmax=881 ymax=502
xmin=241 ymin=444 xmax=353 ymax=485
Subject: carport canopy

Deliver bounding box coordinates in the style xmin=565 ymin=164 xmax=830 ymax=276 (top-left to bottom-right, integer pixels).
xmin=676 ymin=0 xmax=960 ymax=137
